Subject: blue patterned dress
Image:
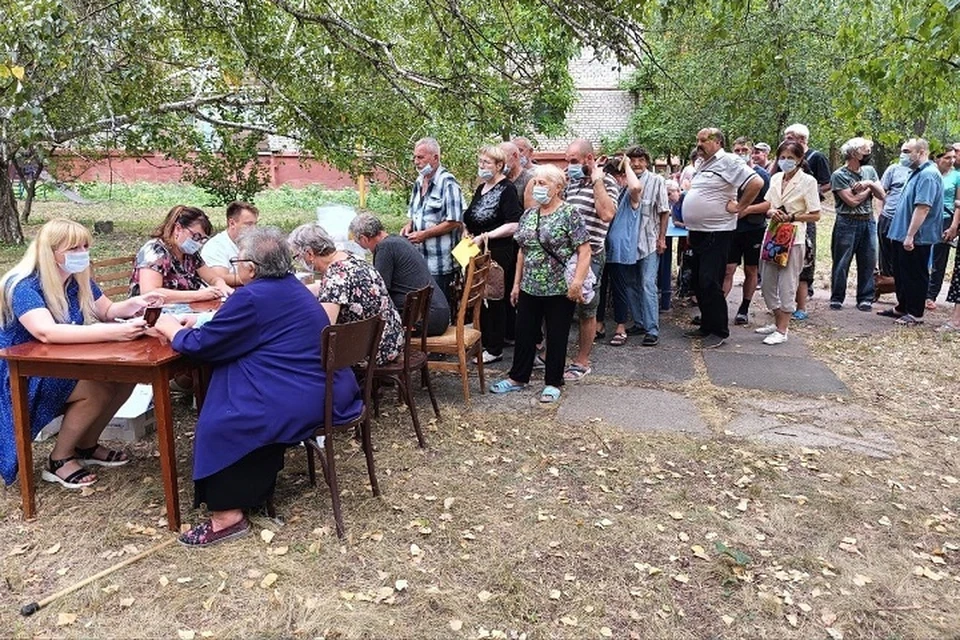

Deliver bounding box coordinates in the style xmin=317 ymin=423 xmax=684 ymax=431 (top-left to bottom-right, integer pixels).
xmin=0 ymin=275 xmax=103 ymax=484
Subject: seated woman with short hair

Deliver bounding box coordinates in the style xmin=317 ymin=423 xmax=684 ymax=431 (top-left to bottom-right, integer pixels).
xmin=150 ymin=227 xmax=363 ymax=547
xmin=288 ymin=223 xmax=404 ymax=365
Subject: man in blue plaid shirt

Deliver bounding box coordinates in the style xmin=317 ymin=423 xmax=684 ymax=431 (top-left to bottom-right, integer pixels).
xmin=403 ymin=137 xmax=464 ymax=311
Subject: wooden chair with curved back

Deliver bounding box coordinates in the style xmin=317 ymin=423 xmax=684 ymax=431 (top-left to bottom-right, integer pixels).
xmin=424 ymin=253 xmax=491 ymax=404
xmin=372 ymin=285 xmax=440 ymax=448
xmin=92 ymin=255 xmax=136 ymax=299
xmin=304 ymin=314 xmax=384 ymax=539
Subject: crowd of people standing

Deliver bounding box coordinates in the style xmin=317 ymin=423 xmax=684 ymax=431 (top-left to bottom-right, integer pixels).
xmin=0 ymin=125 xmax=958 ymax=546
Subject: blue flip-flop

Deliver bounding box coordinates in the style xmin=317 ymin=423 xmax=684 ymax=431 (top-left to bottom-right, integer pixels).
xmin=539 ymin=385 xmax=561 ymax=403
xmin=490 ymin=379 xmax=525 ymax=394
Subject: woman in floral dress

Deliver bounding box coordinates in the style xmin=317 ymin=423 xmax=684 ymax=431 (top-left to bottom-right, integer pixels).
xmin=288 ymin=223 xmax=403 ymax=364
xmin=489 ymin=164 xmax=591 ymax=403
xmin=130 ymin=205 xmax=232 ymax=303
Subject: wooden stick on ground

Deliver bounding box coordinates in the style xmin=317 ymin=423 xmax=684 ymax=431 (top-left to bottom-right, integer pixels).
xmin=20 ymin=537 xmax=176 ymax=616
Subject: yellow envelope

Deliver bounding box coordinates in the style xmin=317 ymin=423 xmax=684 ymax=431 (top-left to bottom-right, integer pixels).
xmin=451 ymin=237 xmax=480 ymax=267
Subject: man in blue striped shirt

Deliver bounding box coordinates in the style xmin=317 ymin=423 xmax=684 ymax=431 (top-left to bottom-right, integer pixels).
xmin=403 ymin=137 xmax=464 ymax=311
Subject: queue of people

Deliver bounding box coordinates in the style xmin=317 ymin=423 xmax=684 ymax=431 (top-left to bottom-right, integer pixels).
xmin=1 ymin=128 xmax=959 ymax=548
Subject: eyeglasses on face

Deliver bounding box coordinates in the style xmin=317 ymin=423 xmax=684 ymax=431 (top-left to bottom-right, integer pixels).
xmin=229 ymin=257 xmax=261 ymax=267
xmin=187 ymin=230 xmax=209 ymax=244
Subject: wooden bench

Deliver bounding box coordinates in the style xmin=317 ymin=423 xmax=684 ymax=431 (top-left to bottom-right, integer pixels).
xmin=92 ymin=255 xmax=135 ymax=299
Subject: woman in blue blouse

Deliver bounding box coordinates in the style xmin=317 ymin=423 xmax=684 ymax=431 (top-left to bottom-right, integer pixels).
xmin=150 ymin=227 xmax=363 ymax=547
xmin=0 ymin=219 xmax=163 ymax=489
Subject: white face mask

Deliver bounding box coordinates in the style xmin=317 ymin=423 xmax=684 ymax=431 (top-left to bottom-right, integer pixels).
xmin=418 ymin=163 xmax=434 ymax=178
xmin=61 ymin=250 xmax=90 ymax=274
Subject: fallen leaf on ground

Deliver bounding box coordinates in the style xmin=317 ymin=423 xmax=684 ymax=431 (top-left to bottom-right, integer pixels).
xmin=395 ymin=579 xmax=408 ymax=591
xmin=177 ymin=630 xmax=196 ymax=640
xmin=57 ymin=613 xmax=77 ymax=626
xmin=260 ymin=573 xmax=278 ymax=588
xmin=721 ymin=614 xmax=734 ymax=625
xmin=600 ymin=627 xmax=613 ymax=637
xmin=852 ymin=574 xmax=872 ymax=587
xmin=159 ymin=576 xmax=169 ymax=587
xmin=673 ymin=573 xmax=689 ymax=584
xmin=477 ymin=590 xmax=493 ymax=602
xmin=559 ymin=616 xmax=578 ymax=626
xmin=43 ymin=542 xmax=61 ymax=555
xmin=444 ymin=497 xmax=455 ymax=510
xmin=8 ymin=543 xmax=30 ymax=556
xmin=549 ymin=589 xmax=561 ymax=600
xmin=410 ymin=543 xmax=423 ymax=556
xmin=260 ymin=530 xmax=275 ymax=544
xmin=272 ymin=546 xmax=288 ymax=556
xmin=449 ymin=619 xmax=463 ymax=631
xmin=821 ymin=609 xmax=838 ymax=626
xmin=669 ymin=511 xmax=684 ymax=520
xmin=826 ymin=629 xmax=844 ymax=640
xmin=119 ymin=597 xmax=135 ymax=608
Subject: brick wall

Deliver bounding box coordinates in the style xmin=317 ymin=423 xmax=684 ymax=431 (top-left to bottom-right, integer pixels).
xmin=536 ymin=48 xmax=637 ymax=153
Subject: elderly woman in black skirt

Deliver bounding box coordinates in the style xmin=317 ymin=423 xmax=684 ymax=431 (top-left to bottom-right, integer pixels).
xmin=150 ymin=227 xmax=362 ymax=546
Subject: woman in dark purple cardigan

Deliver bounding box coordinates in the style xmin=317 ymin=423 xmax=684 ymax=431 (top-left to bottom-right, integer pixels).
xmin=150 ymin=227 xmax=362 ymax=547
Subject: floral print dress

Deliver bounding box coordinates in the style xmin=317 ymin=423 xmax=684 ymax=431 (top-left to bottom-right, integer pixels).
xmin=129 ymin=239 xmax=206 ymax=296
xmin=317 ymin=254 xmax=404 ymax=364
xmin=514 ymin=203 xmax=590 ymax=297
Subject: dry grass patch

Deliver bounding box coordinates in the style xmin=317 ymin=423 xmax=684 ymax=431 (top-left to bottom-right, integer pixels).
xmin=3 ymin=388 xmax=960 ymax=639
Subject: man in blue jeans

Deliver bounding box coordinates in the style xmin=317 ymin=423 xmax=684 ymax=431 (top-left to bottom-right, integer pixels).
xmin=625 ymin=146 xmax=670 ymax=346
xmin=829 ymin=137 xmax=886 ymax=310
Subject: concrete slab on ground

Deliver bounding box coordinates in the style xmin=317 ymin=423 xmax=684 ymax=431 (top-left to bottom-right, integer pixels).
xmin=557 ymin=386 xmax=709 ymax=435
xmin=724 ymin=410 xmax=898 ymax=458
xmin=703 ymin=351 xmax=848 ymax=396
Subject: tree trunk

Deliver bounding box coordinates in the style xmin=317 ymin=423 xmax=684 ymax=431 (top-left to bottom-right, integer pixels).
xmin=0 ymin=160 xmax=25 ymax=244
xmin=13 ymin=158 xmax=41 ymax=224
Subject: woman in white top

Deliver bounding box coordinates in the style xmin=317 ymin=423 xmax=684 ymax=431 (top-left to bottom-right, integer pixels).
xmin=755 ymin=140 xmax=821 ymax=345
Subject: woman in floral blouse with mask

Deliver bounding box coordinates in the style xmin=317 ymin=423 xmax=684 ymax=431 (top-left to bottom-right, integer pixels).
xmin=130 ymin=205 xmax=233 ymax=303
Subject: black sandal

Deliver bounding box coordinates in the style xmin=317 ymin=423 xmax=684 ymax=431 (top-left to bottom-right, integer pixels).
xmin=41 ymin=456 xmax=96 ymax=489
xmin=75 ymin=445 xmax=130 ymax=468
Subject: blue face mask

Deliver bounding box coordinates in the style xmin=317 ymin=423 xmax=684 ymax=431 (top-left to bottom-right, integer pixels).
xmin=532 ymin=185 xmax=551 ymax=204
xmin=478 ymin=168 xmax=495 ymax=181
xmin=899 ymin=153 xmax=913 ymax=168
xmin=61 ymin=250 xmax=90 ymax=274
xmin=567 ymin=164 xmax=585 ymax=181
xmin=778 ymin=158 xmax=797 ymax=173
xmin=180 ymin=237 xmax=203 ymax=255
xmin=419 ymin=163 xmax=434 ymax=178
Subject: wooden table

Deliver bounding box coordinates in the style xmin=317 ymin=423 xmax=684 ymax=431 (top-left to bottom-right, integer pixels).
xmin=1 ymin=301 xmax=220 ymax=531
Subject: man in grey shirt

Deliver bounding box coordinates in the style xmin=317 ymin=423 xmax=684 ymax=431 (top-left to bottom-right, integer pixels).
xmin=350 ymin=213 xmax=450 ymax=336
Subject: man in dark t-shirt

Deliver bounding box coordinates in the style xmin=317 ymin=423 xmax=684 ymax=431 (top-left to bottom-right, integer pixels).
xmin=724 ymin=137 xmax=771 ymax=325
xmin=350 ymin=213 xmax=451 ymax=336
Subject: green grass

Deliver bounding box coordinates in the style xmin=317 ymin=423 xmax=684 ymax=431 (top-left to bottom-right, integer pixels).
xmin=8 ymin=183 xmax=412 ymax=272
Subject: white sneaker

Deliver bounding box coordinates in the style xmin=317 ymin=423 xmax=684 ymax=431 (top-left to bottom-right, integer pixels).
xmin=754 ymin=323 xmax=777 ymax=335
xmin=762 ymin=331 xmax=788 ymax=345
xmin=482 ymin=350 xmax=503 ymax=364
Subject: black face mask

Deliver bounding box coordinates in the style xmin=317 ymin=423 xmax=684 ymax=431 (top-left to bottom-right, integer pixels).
xmin=860 ymin=154 xmax=872 ymax=165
